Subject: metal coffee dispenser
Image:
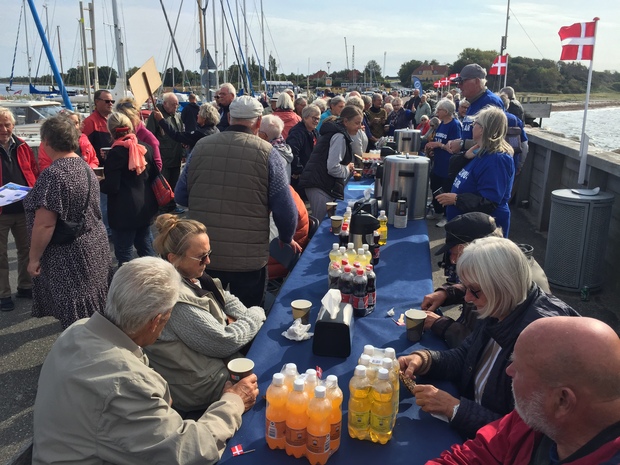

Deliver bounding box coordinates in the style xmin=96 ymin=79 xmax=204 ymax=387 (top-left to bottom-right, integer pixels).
xmin=381 ymin=154 xmax=430 ymax=220
xmin=394 ymin=129 xmax=422 ymax=154
xmin=349 ymin=209 xmax=380 ymax=251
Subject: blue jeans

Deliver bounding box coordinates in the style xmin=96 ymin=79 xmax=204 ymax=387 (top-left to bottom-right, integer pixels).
xmin=112 ymin=226 xmax=155 ymax=266
xmin=100 ymin=192 xmax=111 ymax=236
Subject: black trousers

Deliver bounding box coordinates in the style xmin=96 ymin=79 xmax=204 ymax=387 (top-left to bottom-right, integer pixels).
xmin=208 ymin=266 xmax=267 ymax=308
xmin=430 ymin=172 xmax=452 ymax=215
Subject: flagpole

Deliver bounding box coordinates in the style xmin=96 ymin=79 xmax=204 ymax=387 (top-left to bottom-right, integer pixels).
xmin=577 ymin=18 xmax=599 ymax=185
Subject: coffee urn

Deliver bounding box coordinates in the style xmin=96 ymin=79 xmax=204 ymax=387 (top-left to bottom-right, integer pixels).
xmin=381 ymin=154 xmax=430 ymax=220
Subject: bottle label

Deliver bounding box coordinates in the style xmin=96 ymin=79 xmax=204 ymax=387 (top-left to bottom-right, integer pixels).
xmin=286 ymin=427 xmax=307 ymax=447
xmin=352 ymin=294 xmax=368 ymax=311
xmin=341 ymin=292 xmax=351 ymax=303
xmin=370 ymin=413 xmax=393 ymax=433
xmin=307 ymin=432 xmax=330 ymax=453
xmin=266 ymin=418 xmax=286 ymax=440
xmin=330 ymin=420 xmax=341 ymax=441
xmin=350 ymin=411 xmax=370 ymax=428
xmin=367 ymin=291 xmax=376 ymax=307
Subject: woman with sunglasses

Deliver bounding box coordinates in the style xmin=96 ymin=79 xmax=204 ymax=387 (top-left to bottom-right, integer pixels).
xmin=399 ymin=237 xmax=578 ymax=439
xmin=147 ymin=214 xmax=266 ymax=414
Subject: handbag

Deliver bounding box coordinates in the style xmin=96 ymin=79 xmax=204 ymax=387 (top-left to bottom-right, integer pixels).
xmin=151 ymin=173 xmax=174 ymax=207
xmin=49 ymin=163 xmax=91 ymax=246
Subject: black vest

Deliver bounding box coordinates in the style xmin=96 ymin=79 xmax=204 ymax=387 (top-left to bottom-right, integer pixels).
xmin=298 ymin=121 xmax=353 ymax=200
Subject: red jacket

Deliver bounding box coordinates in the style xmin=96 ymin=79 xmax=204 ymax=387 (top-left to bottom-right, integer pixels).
xmin=0 ymin=137 xmax=39 ymax=214
xmin=38 ymin=133 xmax=99 ymax=171
xmin=427 ymin=410 xmax=620 ymax=465
xmin=273 ymin=109 xmax=301 ymax=140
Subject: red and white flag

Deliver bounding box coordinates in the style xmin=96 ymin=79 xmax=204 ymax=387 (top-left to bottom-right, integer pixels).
xmin=230 ymin=445 xmax=244 ymax=456
xmin=433 ymin=80 xmax=441 ymax=89
xmin=315 ymin=366 xmax=323 ymax=379
xmin=558 ymin=19 xmax=598 ymax=61
xmin=449 ymin=73 xmax=459 ymax=80
xmin=489 ymin=55 xmax=508 ymax=75
xmin=440 ymin=77 xmax=451 ymax=87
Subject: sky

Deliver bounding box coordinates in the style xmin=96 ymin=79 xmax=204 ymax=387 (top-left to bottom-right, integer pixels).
xmin=2 ymin=0 xmax=619 ymax=85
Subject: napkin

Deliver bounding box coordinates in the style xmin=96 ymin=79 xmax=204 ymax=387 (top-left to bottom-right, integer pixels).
xmin=321 ymin=289 xmax=341 ymax=320
xmin=282 ymin=318 xmax=314 ymax=341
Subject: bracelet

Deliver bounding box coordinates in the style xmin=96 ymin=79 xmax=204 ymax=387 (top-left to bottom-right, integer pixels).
xmin=411 ymin=350 xmax=432 ymax=375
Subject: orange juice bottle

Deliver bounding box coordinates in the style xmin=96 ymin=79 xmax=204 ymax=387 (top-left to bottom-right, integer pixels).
xmin=325 ymin=374 xmax=343 ymax=453
xmin=265 ymin=373 xmax=289 ymax=450
xmin=306 ymin=386 xmax=332 ymax=465
xmin=304 ymin=368 xmax=319 ymax=398
xmin=281 ymin=363 xmax=299 ymax=392
xmin=285 ymin=378 xmax=309 ymax=458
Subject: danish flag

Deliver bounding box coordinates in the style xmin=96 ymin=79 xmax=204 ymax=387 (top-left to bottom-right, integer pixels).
xmin=489 ymin=55 xmax=508 ymax=76
xmin=230 ymin=445 xmax=244 ymax=456
xmin=558 ymin=19 xmax=599 ymax=61
xmin=315 ymin=366 xmax=323 ymax=379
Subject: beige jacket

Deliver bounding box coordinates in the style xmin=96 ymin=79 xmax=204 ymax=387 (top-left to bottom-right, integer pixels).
xmin=33 ymin=312 xmax=244 ymax=465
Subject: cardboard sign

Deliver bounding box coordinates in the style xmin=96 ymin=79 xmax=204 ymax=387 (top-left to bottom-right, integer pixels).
xmin=128 ymin=57 xmax=162 ymax=107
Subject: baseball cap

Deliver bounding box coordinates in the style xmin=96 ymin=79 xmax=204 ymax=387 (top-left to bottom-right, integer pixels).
xmin=451 ymin=63 xmax=487 ymax=84
xmin=434 ymin=212 xmax=498 ymax=256
xmin=229 ymin=96 xmax=264 ymax=119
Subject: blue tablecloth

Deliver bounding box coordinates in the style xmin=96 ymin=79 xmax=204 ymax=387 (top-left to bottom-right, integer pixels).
xmin=219 ymin=182 xmax=461 ymax=465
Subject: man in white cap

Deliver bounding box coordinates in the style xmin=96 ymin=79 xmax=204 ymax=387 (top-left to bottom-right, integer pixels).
xmin=446 ymin=63 xmax=504 ymax=154
xmin=187 ymin=96 xmax=299 ymax=308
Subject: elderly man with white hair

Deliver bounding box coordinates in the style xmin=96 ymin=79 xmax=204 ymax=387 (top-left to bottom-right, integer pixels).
xmin=260 ymin=114 xmax=293 ymax=181
xmin=188 ymin=96 xmax=299 ymax=307
xmin=216 ymin=82 xmax=236 ymax=132
xmin=33 ymin=256 xmax=258 ymax=465
xmin=146 ymin=92 xmax=185 ymax=214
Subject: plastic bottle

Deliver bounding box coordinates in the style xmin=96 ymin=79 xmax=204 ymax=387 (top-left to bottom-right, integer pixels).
xmin=281 ymin=363 xmax=300 ymax=392
xmin=369 ymin=368 xmax=394 ymax=444
xmin=365 ymin=265 xmax=376 ymax=313
xmin=363 ymin=345 xmax=375 ymax=357
xmin=325 ymin=375 xmax=343 ymax=453
xmin=338 ymin=246 xmax=347 ymax=264
xmin=378 ymin=210 xmax=388 ymax=245
xmin=348 ymin=365 xmax=372 ymax=440
xmin=343 ymin=206 xmax=352 ymax=226
xmin=306 ymin=386 xmax=332 ymax=465
xmin=372 ymin=231 xmax=381 ymax=265
xmin=329 ymin=243 xmax=341 ymax=263
xmin=304 ymin=369 xmax=319 ymax=399
xmin=338 ymin=227 xmax=349 ymax=247
xmin=266 ymin=373 xmax=289 ymax=450
xmin=346 ymin=242 xmax=357 ymax=264
xmin=355 ymin=248 xmax=367 ymax=268
xmin=352 ymin=268 xmax=368 ymax=317
xmin=338 ymin=265 xmax=353 ymax=303
xmin=285 ymin=378 xmax=309 ymax=458
xmin=362 ymin=244 xmax=373 ymax=267
xmin=328 ymin=261 xmax=342 ymax=290
xmin=381 ymin=357 xmax=399 ymax=427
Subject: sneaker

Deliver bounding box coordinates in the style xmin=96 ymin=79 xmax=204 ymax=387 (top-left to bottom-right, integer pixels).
xmin=0 ymin=297 xmax=15 ymax=312
xmin=16 ymin=288 xmax=32 ymax=299
xmin=173 ymin=206 xmax=186 ymax=215
xmin=436 ymin=218 xmax=448 ymax=228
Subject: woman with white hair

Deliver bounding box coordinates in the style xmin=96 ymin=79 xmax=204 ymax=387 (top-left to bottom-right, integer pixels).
xmin=399 ymin=236 xmax=578 ymax=439
xmin=436 ymin=105 xmax=515 ymax=236
xmin=287 ymin=104 xmax=320 ymax=191
xmin=273 ymin=92 xmax=301 ymax=139
xmin=259 ymin=114 xmax=293 ymax=181
xmin=425 ymin=98 xmax=462 ymax=227
xmin=316 ymin=95 xmax=345 ymax=132
xmin=384 ymin=97 xmax=414 ymax=137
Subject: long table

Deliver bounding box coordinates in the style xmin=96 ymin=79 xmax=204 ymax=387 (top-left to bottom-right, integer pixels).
xmin=219 ymin=181 xmax=461 ymax=465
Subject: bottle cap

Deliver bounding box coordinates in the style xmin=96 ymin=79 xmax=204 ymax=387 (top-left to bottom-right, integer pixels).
xmin=378 ymin=368 xmax=389 ymax=380
xmin=363 ymin=344 xmax=374 ymax=355
xmin=380 ymin=210 xmax=385 ymax=215
xmin=357 ymin=269 xmax=365 ymax=276
xmin=272 ymin=373 xmax=285 ymax=385
xmin=306 ymin=368 xmax=317 ymax=376
xmin=293 ymin=378 xmax=305 ymax=391
xmin=354 ymin=365 xmax=367 ymax=376
xmin=382 ymin=358 xmax=393 ymax=369
xmin=326 ymin=374 xmax=338 ymax=385
xmin=339 ymin=246 xmax=346 ymax=253
xmin=363 ymin=244 xmax=369 ymax=251
xmin=359 ymin=354 xmax=371 ymax=366
xmin=357 ymin=248 xmax=364 ymax=254
xmin=348 ymin=242 xmax=354 ymax=249
xmin=332 ymin=243 xmax=339 ymax=250
xmin=366 ymin=264 xmax=374 ymax=271
xmin=314 ymin=386 xmax=326 ymax=398
xmin=285 ymin=362 xmax=297 ymax=372
xmin=384 ymin=347 xmax=395 ymax=359
xmin=344 ymin=265 xmax=352 ymax=272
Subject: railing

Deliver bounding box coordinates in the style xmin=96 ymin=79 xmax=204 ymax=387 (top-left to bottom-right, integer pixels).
xmin=517 ymin=128 xmax=620 ymax=290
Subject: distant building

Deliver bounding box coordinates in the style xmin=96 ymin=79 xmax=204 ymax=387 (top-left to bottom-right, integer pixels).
xmin=411 ymin=64 xmax=450 ymax=82
xmin=309 ymin=70 xmax=328 ymax=80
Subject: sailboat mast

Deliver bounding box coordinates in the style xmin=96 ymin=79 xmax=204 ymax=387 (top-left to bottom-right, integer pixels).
xmin=213 ymin=0 xmax=219 ymax=89
xmin=8 ymin=4 xmax=24 ymax=91
xmin=500 ymin=0 xmax=510 ymax=88
xmin=23 ymin=0 xmax=32 ymax=84
xmin=111 ymin=0 xmax=126 ymax=96
xmin=261 ymin=0 xmax=265 ymax=91
xmin=56 ymin=25 xmax=64 ymax=80
xmin=222 ymin=1 xmax=227 ymax=83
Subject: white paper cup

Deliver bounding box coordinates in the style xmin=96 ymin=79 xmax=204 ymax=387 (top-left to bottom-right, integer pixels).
xmin=227 ymin=358 xmax=255 ymax=383
xmin=405 ymin=309 xmax=427 ymax=342
xmin=291 ymin=299 xmax=312 ymax=324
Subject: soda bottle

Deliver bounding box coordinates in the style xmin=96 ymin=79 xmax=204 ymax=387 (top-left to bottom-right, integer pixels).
xmin=348 ymin=365 xmax=371 ymax=440
xmin=356 ymin=248 xmax=368 ymax=268
xmin=329 ymin=243 xmax=341 ymax=263
xmin=281 ymin=363 xmax=300 ymax=392
xmin=285 ymin=378 xmax=309 ymax=458
xmin=343 ymin=206 xmax=352 ymax=226
xmin=351 ymin=268 xmax=368 ymax=317
xmin=328 ymin=262 xmax=342 ymax=290
xmin=338 ymin=265 xmax=353 ymax=303
xmin=365 ymin=265 xmax=376 ymax=313
xmin=338 ymin=227 xmax=349 ymax=247
xmin=346 ymin=243 xmax=357 ymax=264
xmin=372 ymin=231 xmax=381 ymax=265
xmin=266 ymin=373 xmax=289 ymax=450
xmin=362 ymin=244 xmax=373 ymax=267
xmin=378 ymin=210 xmax=388 ymax=245
xmin=304 ymin=369 xmax=319 ymax=398
xmin=338 ymin=246 xmax=347 ymax=264
xmin=306 ymin=386 xmax=332 ymax=465
xmin=325 ymin=375 xmax=343 ymax=453
xmin=369 ymin=368 xmax=394 ymax=444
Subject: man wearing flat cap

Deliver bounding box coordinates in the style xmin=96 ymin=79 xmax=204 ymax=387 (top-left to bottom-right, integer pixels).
xmin=422 ymin=212 xmax=550 ymax=348
xmin=187 ymin=96 xmax=299 ymax=308
xmin=447 ymin=63 xmax=504 ymax=154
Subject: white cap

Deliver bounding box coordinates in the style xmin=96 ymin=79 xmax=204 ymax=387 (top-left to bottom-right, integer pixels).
xmin=294 ymin=378 xmax=305 ymax=391
xmin=314 ymin=386 xmax=327 ymax=398
xmin=272 ymin=373 xmax=285 ymax=385
xmin=229 ymin=95 xmax=263 ymax=119
xmin=378 ymin=368 xmax=389 ymax=380
xmin=354 ymin=365 xmax=367 ymax=377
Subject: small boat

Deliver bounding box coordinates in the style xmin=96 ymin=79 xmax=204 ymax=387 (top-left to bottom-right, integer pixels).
xmin=2 ymin=100 xmax=63 ymax=141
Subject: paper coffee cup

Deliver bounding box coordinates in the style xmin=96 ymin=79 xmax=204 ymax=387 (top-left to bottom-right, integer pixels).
xmin=330 ymin=216 xmax=343 ymax=235
xmin=326 ymin=202 xmax=338 ymax=217
xmin=227 ymin=358 xmax=255 ymax=383
xmin=291 ymin=299 xmax=312 ymax=325
xmin=405 ymin=309 xmax=427 ymax=342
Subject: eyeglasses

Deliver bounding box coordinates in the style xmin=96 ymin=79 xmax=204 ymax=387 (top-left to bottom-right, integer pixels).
xmin=214 ymin=95 xmax=221 ymax=99
xmin=474 ymin=121 xmax=483 ymax=128
xmin=309 ymin=116 xmax=320 ymax=122
xmin=465 ymin=285 xmax=483 ymax=299
xmin=96 ymin=98 xmax=115 ymax=104
xmin=187 ymin=250 xmax=213 ymax=265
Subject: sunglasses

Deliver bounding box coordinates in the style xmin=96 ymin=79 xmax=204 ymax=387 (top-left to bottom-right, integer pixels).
xmin=187 ymin=250 xmax=213 ymax=265
xmin=96 ymin=98 xmax=115 ymax=104
xmin=465 ymin=285 xmax=483 ymax=299
xmin=116 ymin=102 xmax=135 ymax=110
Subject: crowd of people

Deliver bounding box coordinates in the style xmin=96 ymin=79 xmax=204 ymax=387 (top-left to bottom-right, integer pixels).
xmin=1 ymin=63 xmax=618 ymax=464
